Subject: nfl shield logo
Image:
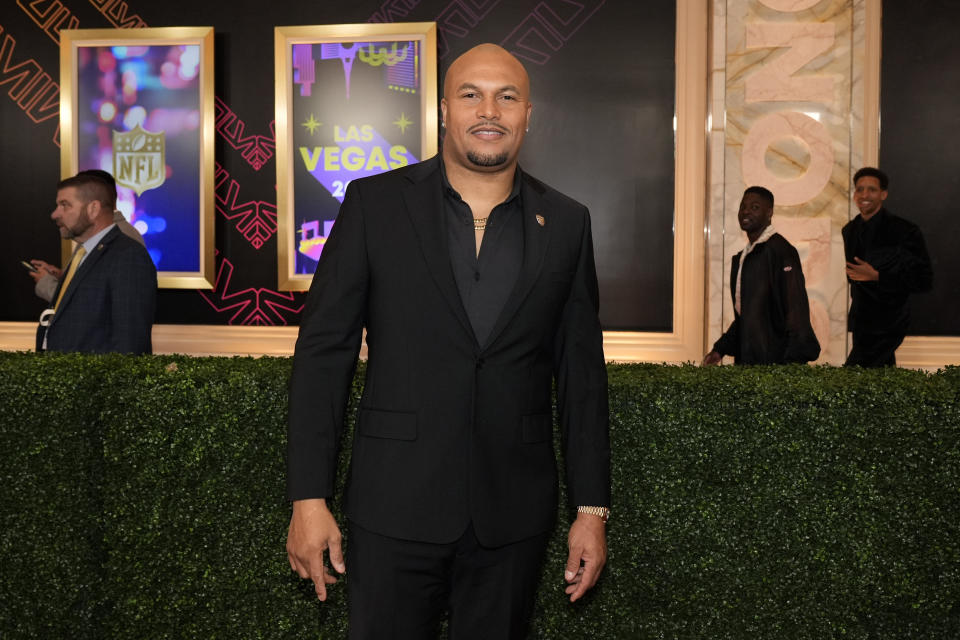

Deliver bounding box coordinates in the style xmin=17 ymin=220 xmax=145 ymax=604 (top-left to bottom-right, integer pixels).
xmin=113 ymin=125 xmax=166 ymax=196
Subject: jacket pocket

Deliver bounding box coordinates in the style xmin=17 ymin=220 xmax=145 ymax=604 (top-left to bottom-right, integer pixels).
xmin=358 ymin=408 xmax=417 ymax=441
xmin=521 ymin=413 xmax=552 ymax=443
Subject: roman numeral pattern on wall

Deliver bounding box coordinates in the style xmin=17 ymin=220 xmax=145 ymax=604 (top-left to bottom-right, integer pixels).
xmin=213 ymin=162 xmax=277 ymax=250
xmin=500 ymin=0 xmax=606 ymax=65
xmin=199 ymin=251 xmax=304 ymax=325
xmin=0 ymin=23 xmax=60 ymax=146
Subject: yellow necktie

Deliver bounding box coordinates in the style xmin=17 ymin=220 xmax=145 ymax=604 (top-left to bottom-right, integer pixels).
xmin=53 ymin=246 xmax=86 ymax=311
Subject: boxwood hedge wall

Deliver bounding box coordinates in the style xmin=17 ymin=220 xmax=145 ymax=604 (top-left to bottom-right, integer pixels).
xmin=1 ymin=352 xmax=958 ymax=638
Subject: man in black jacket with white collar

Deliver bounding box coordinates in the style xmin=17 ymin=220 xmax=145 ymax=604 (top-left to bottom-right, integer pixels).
xmin=704 ymin=186 xmax=820 ymax=366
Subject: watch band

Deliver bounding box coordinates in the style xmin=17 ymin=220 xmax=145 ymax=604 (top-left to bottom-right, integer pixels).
xmin=577 ymin=505 xmax=610 ymax=523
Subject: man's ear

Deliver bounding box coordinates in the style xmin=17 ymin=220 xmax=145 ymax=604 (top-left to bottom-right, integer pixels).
xmin=87 ymin=199 xmax=105 ymax=220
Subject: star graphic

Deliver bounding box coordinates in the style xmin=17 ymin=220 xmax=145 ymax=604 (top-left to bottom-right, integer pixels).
xmin=393 ymin=112 xmax=413 ymax=135
xmin=301 ymin=114 xmax=322 ymax=135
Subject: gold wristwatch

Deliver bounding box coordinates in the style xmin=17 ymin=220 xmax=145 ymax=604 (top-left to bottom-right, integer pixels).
xmin=577 ymin=505 xmax=610 ymax=523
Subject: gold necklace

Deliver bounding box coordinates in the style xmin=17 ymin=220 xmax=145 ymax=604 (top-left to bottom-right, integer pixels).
xmin=473 ymin=217 xmax=487 ymax=231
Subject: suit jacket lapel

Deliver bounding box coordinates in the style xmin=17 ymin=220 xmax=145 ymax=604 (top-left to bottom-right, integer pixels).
xmin=483 ymin=174 xmax=551 ymax=349
xmin=401 ymin=157 xmax=476 ymax=343
xmin=51 ymin=226 xmax=120 ymax=324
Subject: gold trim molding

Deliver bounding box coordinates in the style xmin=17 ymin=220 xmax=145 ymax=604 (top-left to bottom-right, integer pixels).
xmin=2 ymin=323 xmax=954 ymax=371
xmin=59 ymin=27 xmax=216 ymax=289
xmin=606 ymin=0 xmax=708 ymax=363
xmin=862 ymin=0 xmax=881 ymax=167
xmin=274 ymin=22 xmax=439 ymax=291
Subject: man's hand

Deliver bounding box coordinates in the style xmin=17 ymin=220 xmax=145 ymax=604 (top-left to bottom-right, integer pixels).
xmin=564 ymin=512 xmax=607 ymax=602
xmin=286 ymin=498 xmax=345 ymax=601
xmin=29 ymin=259 xmax=61 ymax=283
xmin=702 ymin=351 xmax=722 ymax=366
xmin=846 ymin=257 xmax=879 ymax=282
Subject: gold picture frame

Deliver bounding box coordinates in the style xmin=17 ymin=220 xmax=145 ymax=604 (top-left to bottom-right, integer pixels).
xmin=60 ymin=27 xmax=216 ymax=289
xmin=275 ymin=22 xmax=438 ymax=290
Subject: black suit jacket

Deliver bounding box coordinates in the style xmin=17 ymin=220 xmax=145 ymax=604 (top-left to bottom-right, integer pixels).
xmin=38 ymin=225 xmax=157 ymax=355
xmin=288 ymin=156 xmax=610 ymax=547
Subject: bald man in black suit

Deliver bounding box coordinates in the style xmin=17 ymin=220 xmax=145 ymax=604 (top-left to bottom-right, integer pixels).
xmin=286 ymin=44 xmax=610 ymax=639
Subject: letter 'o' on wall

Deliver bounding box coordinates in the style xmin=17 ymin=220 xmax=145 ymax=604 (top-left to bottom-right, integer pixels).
xmin=741 ymin=112 xmax=834 ymax=206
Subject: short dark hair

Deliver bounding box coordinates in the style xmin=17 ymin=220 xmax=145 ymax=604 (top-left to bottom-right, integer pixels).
xmin=76 ymin=169 xmax=118 ymax=209
xmin=57 ymin=174 xmax=113 ymax=211
xmin=743 ymin=185 xmax=774 ymax=208
xmin=853 ymin=167 xmax=889 ymax=190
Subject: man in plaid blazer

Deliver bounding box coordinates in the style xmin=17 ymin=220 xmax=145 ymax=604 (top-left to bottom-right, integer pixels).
xmin=36 ymin=173 xmax=156 ymax=355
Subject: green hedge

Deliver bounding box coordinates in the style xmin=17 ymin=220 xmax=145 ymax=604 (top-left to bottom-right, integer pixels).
xmin=0 ymin=353 xmax=111 ymax=639
xmin=1 ymin=352 xmax=958 ymax=638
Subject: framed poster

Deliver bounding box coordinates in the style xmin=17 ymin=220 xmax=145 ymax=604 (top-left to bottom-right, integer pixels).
xmin=60 ymin=27 xmax=215 ymax=289
xmin=275 ymin=22 xmax=438 ymax=290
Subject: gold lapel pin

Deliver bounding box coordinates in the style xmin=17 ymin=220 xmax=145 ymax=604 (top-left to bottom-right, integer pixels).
xmin=535 ymin=214 xmax=545 ymax=227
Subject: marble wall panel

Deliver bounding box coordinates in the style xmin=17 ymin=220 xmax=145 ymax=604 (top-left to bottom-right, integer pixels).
xmin=708 ymin=0 xmax=864 ymax=364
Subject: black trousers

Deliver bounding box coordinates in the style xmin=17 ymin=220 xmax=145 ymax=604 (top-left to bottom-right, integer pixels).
xmin=845 ymin=330 xmax=905 ymax=368
xmin=346 ymin=520 xmax=550 ymax=640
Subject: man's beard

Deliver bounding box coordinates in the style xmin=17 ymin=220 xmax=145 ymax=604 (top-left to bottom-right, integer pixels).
xmin=61 ymin=203 xmax=93 ymax=239
xmin=467 ymin=150 xmax=509 ymax=167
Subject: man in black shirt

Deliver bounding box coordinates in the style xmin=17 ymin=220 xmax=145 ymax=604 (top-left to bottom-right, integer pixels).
xmin=843 ymin=167 xmax=933 ymax=367
xmin=704 ymin=186 xmax=820 ymax=365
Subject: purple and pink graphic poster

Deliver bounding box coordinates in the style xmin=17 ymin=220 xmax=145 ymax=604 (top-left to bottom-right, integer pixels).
xmin=291 ymin=40 xmax=422 ymax=274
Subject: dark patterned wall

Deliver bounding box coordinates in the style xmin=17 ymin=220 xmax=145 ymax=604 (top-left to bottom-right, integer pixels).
xmin=1 ymin=0 xmax=676 ymax=331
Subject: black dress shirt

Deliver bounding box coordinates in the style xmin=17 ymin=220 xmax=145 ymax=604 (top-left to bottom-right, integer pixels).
xmin=441 ymin=162 xmax=523 ymax=348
